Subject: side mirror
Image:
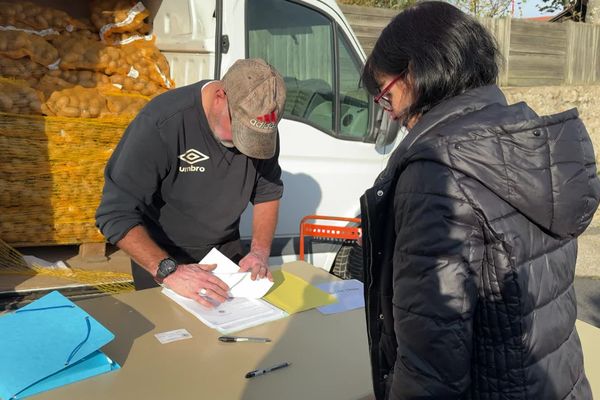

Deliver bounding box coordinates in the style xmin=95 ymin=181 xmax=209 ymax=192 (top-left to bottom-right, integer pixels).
xmin=375 ymin=107 xmax=400 ymax=147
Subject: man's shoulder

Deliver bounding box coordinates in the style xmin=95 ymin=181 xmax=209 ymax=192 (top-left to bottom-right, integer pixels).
xmin=139 ymin=81 xmax=205 ymax=126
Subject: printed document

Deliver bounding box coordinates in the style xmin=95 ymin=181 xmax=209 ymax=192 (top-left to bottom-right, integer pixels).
xmin=162 ymin=288 xmax=287 ymax=334
xmin=162 ymin=248 xmax=285 ymax=333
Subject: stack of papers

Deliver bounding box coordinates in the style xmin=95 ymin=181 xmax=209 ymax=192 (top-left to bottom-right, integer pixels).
xmin=162 ymin=248 xmax=283 ymax=334
xmin=162 ymin=289 xmax=287 ymax=334
xmin=162 ymin=248 xmax=339 ymax=333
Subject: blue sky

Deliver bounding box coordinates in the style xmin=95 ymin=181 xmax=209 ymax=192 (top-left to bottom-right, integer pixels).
xmin=517 ymin=0 xmax=557 ymax=17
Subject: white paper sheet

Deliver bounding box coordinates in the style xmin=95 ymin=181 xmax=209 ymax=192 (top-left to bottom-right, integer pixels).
xmin=316 ymin=280 xmax=365 ymax=315
xmin=162 ymin=288 xmax=287 ymax=334
xmin=199 ymin=248 xmax=274 ymax=299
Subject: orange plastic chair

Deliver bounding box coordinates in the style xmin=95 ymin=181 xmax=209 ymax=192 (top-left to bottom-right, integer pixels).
xmin=299 ymin=215 xmax=361 ymax=261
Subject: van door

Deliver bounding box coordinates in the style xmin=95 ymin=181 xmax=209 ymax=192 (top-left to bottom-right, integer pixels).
xmin=151 ymin=0 xmax=220 ymax=85
xmin=238 ymin=0 xmax=394 ymax=267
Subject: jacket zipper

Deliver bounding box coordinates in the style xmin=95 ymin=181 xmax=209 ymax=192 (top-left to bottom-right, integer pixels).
xmin=363 ymin=191 xmax=375 ymax=348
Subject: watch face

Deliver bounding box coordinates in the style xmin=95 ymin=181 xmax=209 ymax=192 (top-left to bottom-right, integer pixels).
xmin=158 ymin=258 xmax=177 ymax=278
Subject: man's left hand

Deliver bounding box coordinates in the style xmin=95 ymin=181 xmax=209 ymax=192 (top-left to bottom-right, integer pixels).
xmin=239 ymin=250 xmax=273 ymax=281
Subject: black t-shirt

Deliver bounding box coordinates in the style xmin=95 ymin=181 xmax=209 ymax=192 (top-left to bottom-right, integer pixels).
xmin=96 ymin=80 xmax=283 ymax=261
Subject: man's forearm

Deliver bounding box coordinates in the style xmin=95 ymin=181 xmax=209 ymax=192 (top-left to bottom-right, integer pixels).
xmin=250 ymin=200 xmax=280 ymax=256
xmin=116 ymin=225 xmax=169 ymax=277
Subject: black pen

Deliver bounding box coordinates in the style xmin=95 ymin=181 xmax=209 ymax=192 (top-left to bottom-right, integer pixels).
xmin=245 ymin=362 xmax=291 ymax=378
xmin=218 ymin=336 xmax=271 ymax=343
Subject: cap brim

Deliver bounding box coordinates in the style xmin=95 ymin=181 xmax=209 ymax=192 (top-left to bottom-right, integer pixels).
xmin=231 ymin=117 xmax=277 ymax=160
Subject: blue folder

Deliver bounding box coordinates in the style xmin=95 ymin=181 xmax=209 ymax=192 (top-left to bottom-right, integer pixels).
xmin=0 ymin=291 xmax=120 ymax=399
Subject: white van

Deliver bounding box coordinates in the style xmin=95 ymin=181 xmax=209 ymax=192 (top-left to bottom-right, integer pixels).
xmin=145 ymin=0 xmax=402 ymax=273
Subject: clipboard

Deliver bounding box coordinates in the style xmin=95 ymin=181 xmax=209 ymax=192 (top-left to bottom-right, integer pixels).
xmin=0 ymin=291 xmax=120 ymax=399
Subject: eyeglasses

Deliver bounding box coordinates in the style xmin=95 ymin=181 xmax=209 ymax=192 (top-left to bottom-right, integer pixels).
xmin=374 ymin=76 xmax=402 ymax=112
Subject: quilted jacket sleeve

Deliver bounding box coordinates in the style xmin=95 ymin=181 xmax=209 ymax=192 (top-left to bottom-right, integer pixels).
xmin=389 ymin=161 xmax=483 ymax=399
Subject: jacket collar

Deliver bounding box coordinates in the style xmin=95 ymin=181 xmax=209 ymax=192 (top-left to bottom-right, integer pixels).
xmin=398 ymin=85 xmax=507 ymax=155
xmin=375 ymin=85 xmax=507 ymax=185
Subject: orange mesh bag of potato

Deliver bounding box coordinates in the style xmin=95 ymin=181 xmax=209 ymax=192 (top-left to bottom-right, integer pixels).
xmin=48 ymin=69 xmax=112 ymax=89
xmin=36 ymin=72 xmax=116 ymax=102
xmin=49 ymin=29 xmax=98 ymax=43
xmin=0 ymin=1 xmax=88 ymax=32
xmin=103 ymin=91 xmax=149 ymax=116
xmin=33 ymin=75 xmax=75 ymax=100
xmin=0 ymin=77 xmax=43 ymax=114
xmin=0 ymin=30 xmax=59 ymax=68
xmin=42 ymin=86 xmax=110 ymax=118
xmin=0 ymin=17 xmax=36 ymax=31
xmin=121 ymin=40 xmax=174 ymax=88
xmin=0 ymin=112 xmax=133 ymax=245
xmin=91 ymin=0 xmax=150 ymax=42
xmin=55 ymin=35 xmax=174 ymax=89
xmin=54 ymin=35 xmax=125 ymax=73
xmin=0 ymin=55 xmax=47 ymax=83
xmin=109 ymin=73 xmax=166 ymax=96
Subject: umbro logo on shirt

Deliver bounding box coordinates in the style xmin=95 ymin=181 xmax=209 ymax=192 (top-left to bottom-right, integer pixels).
xmin=179 ymin=149 xmax=209 ymax=164
xmin=178 ymin=149 xmax=209 ymax=173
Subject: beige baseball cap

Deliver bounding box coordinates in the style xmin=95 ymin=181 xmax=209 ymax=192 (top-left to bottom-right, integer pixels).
xmin=222 ymin=58 xmax=286 ymax=159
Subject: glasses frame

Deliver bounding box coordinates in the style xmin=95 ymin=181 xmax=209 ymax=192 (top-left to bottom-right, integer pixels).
xmin=373 ymin=76 xmax=403 ymax=112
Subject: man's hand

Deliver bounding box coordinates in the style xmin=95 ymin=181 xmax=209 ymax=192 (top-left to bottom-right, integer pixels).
xmin=239 ymin=250 xmax=273 ymax=281
xmin=163 ymin=263 xmax=229 ymax=308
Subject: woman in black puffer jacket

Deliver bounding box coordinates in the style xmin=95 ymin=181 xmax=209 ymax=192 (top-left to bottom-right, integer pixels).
xmin=360 ymin=2 xmax=599 ymax=399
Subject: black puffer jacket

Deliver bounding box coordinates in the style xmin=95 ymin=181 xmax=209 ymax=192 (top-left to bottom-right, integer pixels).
xmin=360 ymin=85 xmax=599 ymax=400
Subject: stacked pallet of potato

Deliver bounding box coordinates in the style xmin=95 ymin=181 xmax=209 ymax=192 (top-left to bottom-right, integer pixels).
xmin=0 ymin=0 xmax=174 ymax=246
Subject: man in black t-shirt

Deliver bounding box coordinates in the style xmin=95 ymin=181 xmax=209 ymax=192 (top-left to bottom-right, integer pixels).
xmin=96 ymin=59 xmax=286 ymax=307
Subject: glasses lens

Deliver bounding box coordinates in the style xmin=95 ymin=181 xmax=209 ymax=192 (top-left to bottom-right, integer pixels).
xmin=379 ymin=96 xmax=392 ymax=111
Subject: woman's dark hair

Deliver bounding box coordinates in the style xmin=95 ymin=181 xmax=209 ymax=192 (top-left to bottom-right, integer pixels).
xmin=362 ymin=1 xmax=500 ymax=121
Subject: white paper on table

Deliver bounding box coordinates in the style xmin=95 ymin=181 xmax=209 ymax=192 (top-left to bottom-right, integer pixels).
xmin=162 ymin=288 xmax=287 ymax=334
xmin=198 ymin=248 xmax=274 ymax=299
xmin=316 ymin=279 xmax=365 ymax=315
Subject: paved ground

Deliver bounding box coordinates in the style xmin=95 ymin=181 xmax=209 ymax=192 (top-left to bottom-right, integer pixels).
xmin=576 ymin=277 xmax=600 ymax=327
xmin=575 ymin=225 xmax=600 ymax=278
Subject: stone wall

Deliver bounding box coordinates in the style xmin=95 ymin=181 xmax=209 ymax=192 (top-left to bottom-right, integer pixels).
xmin=589 ymin=0 xmax=599 ymax=24
xmin=502 ymin=85 xmax=600 ymax=165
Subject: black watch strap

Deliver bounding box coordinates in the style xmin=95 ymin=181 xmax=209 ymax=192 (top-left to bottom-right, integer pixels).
xmin=155 ymin=257 xmax=178 ymax=283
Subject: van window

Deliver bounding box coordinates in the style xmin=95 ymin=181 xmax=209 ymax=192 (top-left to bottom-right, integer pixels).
xmin=338 ymin=30 xmax=370 ymax=139
xmin=247 ymin=0 xmax=334 ymax=132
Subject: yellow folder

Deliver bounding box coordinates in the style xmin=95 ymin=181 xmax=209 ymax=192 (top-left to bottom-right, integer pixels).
xmin=263 ymin=270 xmax=337 ymax=314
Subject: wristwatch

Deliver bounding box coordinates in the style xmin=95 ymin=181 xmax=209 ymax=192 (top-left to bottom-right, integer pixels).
xmin=155 ymin=257 xmax=178 ymax=283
